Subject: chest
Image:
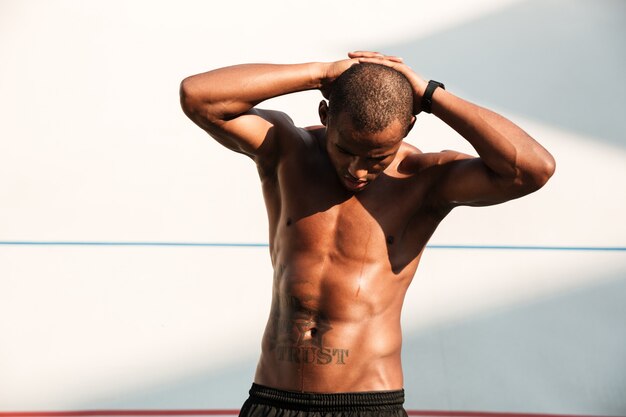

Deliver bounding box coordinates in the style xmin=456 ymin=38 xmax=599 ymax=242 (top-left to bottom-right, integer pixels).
xmin=269 ymin=150 xmax=432 ymax=266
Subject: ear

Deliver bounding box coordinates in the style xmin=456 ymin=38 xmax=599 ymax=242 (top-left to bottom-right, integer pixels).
xmin=404 ymin=115 xmax=416 ymax=137
xmin=318 ymin=100 xmax=329 ymax=126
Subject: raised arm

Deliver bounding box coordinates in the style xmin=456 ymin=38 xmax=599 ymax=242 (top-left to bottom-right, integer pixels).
xmin=358 ymin=53 xmax=556 ymax=207
xmin=426 ymin=88 xmax=556 ymax=206
xmin=179 ymin=58 xmax=360 ymax=167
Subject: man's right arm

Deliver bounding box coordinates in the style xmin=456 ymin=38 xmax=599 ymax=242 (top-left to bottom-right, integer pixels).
xmin=180 ymin=61 xmax=352 ymax=167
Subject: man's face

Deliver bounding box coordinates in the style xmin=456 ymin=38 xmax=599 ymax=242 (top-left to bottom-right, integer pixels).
xmin=325 ymin=112 xmax=405 ymax=192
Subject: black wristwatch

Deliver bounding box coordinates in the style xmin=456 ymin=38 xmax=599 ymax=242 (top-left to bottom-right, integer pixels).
xmin=421 ymin=80 xmax=445 ymax=114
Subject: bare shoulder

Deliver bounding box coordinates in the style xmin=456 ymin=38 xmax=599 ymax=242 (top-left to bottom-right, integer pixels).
xmin=254 ymin=110 xmax=319 ymax=174
xmin=275 ymin=124 xmax=326 ymax=159
xmin=302 ymin=125 xmax=326 ymax=149
xmin=277 ymin=123 xmax=324 ymax=160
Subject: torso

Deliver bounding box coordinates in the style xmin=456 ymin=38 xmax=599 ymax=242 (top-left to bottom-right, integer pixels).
xmin=254 ymin=126 xmax=449 ymax=393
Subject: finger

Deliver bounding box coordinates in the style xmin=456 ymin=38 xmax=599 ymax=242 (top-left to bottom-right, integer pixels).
xmin=348 ymin=51 xmax=384 ymax=59
xmin=358 ymin=56 xmax=406 ymax=66
xmin=349 ymin=51 xmax=403 ymax=62
xmin=384 ymin=55 xmax=404 ymax=63
xmin=357 ymin=57 xmax=397 ymax=68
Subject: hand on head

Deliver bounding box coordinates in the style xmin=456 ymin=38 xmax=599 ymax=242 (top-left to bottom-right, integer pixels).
xmin=348 ymin=51 xmax=404 ymax=63
xmin=322 ymin=52 xmax=428 ymax=115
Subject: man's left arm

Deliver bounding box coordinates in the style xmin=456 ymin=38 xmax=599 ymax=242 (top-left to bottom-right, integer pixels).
xmin=426 ymin=86 xmax=556 ymax=206
xmin=358 ymin=53 xmax=556 ymax=207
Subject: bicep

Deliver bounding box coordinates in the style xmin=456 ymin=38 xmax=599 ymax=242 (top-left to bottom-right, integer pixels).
xmin=432 ymin=153 xmax=524 ymax=207
xmin=202 ymin=109 xmax=277 ymax=155
xmin=193 ymin=107 xmax=296 ymax=158
xmin=180 ymin=77 xmax=300 ymax=167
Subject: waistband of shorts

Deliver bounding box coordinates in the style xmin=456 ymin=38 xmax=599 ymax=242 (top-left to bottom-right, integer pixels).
xmin=247 ymin=383 xmax=405 ymax=411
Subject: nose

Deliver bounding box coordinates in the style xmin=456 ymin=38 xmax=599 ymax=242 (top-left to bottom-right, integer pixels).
xmin=347 ymin=157 xmax=368 ymax=180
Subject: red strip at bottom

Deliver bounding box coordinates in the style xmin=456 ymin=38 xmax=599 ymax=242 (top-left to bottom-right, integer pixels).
xmin=0 ymin=410 xmax=620 ymax=417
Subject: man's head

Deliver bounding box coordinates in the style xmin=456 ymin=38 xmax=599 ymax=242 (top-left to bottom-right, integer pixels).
xmin=319 ymin=62 xmax=416 ymax=192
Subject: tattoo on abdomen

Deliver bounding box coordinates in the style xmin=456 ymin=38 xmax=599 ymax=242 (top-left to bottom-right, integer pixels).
xmin=268 ymin=295 xmax=349 ymax=365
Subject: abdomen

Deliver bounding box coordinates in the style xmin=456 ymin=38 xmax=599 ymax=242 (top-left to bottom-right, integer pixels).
xmin=255 ymin=254 xmax=408 ymax=393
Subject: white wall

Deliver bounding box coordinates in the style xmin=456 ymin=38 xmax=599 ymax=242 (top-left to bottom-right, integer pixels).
xmin=1 ymin=0 xmax=625 ymax=414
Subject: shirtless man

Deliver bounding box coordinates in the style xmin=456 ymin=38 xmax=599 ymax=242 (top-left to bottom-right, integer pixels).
xmin=180 ymin=51 xmax=555 ymax=416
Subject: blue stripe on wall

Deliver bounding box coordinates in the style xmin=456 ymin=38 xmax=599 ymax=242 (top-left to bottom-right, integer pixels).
xmin=0 ymin=241 xmax=625 ymax=251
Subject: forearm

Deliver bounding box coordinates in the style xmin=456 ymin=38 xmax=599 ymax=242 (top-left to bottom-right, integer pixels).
xmin=431 ymin=88 xmax=555 ymax=187
xmin=180 ymin=63 xmax=325 ymax=122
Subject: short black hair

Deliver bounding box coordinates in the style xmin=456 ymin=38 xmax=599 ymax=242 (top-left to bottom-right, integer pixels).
xmin=328 ymin=63 xmax=413 ymax=133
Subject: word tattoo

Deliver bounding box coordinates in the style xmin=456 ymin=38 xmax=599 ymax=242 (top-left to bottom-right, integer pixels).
xmin=268 ymin=295 xmax=349 ymax=365
xmin=276 ymin=346 xmax=349 ymax=365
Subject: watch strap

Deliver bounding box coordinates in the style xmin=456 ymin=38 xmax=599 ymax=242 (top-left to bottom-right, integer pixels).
xmin=421 ymin=80 xmax=445 ymax=114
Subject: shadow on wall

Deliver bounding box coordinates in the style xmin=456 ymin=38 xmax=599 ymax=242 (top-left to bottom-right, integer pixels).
xmin=382 ymin=0 xmax=626 ymax=148
xmin=76 ymin=270 xmax=626 ymax=415
xmin=401 ymin=270 xmax=626 ymax=415
xmin=79 ymin=359 xmax=258 ymax=410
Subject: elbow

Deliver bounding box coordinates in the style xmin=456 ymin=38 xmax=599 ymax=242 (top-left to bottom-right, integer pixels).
xmin=540 ymin=151 xmax=557 ymax=184
xmin=179 ymin=76 xmax=225 ymax=126
xmin=520 ymin=150 xmax=556 ymax=193
xmin=179 ymin=77 xmax=198 ymax=118
xmin=532 ymin=149 xmax=556 ymax=189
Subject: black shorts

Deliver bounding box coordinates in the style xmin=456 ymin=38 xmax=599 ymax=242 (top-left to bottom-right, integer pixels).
xmin=239 ymin=383 xmax=408 ymax=417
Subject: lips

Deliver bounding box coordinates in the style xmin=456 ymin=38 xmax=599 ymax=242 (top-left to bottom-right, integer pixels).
xmin=343 ymin=175 xmax=369 ymax=191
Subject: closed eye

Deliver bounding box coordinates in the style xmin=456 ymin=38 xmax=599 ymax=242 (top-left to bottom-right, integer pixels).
xmin=336 ymin=145 xmax=354 ymax=155
xmin=368 ymin=154 xmax=394 ymax=162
